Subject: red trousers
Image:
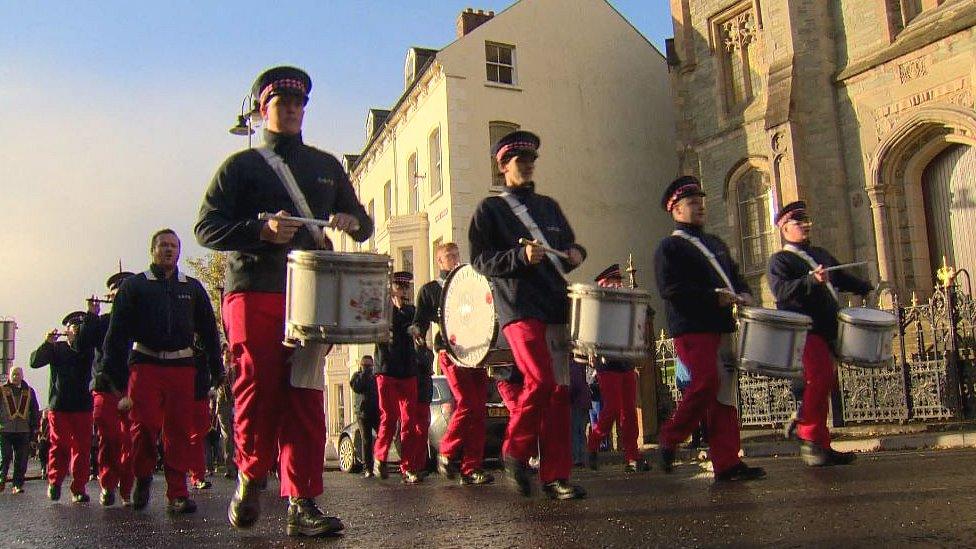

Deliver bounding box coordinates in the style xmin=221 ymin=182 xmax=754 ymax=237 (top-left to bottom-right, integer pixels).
xmin=438 ymin=352 xmax=489 ymax=474
xmin=659 ymin=333 xmax=742 ymax=475
xmin=495 ymin=377 xmax=572 ymax=483
xmin=412 ymin=398 xmax=431 ymax=469
xmin=92 ymin=391 xmax=133 ymax=497
xmin=187 ymin=398 xmax=212 ymax=484
xmin=797 ymin=334 xmax=837 ymax=448
xmin=374 ymin=375 xmax=421 ymax=473
xmin=128 ymin=363 xmax=194 ymax=500
xmin=47 ymin=410 xmax=92 ymax=495
xmin=587 ymin=369 xmax=640 ymax=461
xmin=223 ymin=291 xmax=326 ymax=498
xmin=500 ymin=319 xmax=556 ymax=464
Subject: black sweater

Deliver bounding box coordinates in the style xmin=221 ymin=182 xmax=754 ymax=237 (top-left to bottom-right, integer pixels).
xmin=653 ymin=222 xmax=752 ymax=337
xmin=195 ymin=130 xmax=374 ymax=294
xmin=374 ymin=304 xmax=418 ymax=379
xmin=468 ymin=183 xmax=586 ymax=327
xmin=29 ymin=339 xmax=95 ymax=413
xmin=411 ymin=275 xmax=447 ymax=351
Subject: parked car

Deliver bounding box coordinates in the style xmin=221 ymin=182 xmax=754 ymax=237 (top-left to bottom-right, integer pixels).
xmin=337 ymin=374 xmax=509 ymax=473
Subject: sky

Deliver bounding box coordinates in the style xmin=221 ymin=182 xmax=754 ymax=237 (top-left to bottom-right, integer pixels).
xmin=0 ymin=0 xmax=673 ymax=404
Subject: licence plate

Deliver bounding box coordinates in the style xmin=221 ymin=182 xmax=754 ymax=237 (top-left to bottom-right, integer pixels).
xmin=487 ymin=407 xmax=509 ymax=418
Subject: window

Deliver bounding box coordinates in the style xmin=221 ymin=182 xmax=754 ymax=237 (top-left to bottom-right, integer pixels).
xmin=330 ymin=384 xmax=346 ymax=434
xmin=489 ymin=121 xmax=520 ymax=189
xmin=407 ymin=153 xmax=420 ymax=213
xmin=383 ymin=181 xmax=392 ymax=221
xmin=399 ymin=247 xmax=414 ymax=278
xmin=735 ymin=169 xmax=776 ymax=274
xmin=486 ymin=42 xmax=515 ymax=85
xmin=428 ymin=127 xmax=443 ymax=197
xmin=367 ymin=200 xmax=375 ymax=250
xmin=717 ymin=7 xmax=761 ymax=112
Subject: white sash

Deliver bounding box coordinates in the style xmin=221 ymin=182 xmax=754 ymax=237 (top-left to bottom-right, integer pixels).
xmin=500 ymin=192 xmax=568 ymax=280
xmin=784 ymin=244 xmax=839 ymax=302
xmin=256 ymin=146 xmax=326 ymax=248
xmin=672 ymin=230 xmax=734 ymax=292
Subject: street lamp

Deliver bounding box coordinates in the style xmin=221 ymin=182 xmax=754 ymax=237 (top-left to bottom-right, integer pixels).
xmin=228 ymin=94 xmax=258 ymax=147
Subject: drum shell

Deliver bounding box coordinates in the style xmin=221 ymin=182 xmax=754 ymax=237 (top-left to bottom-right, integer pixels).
xmin=737 ymin=307 xmax=811 ymax=379
xmin=568 ymin=284 xmax=653 ymax=360
xmin=285 ymin=251 xmax=392 ymax=344
xmin=836 ymin=307 xmax=896 ymax=368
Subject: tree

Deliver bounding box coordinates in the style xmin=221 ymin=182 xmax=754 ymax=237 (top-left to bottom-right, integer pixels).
xmin=186 ymin=251 xmax=227 ymax=335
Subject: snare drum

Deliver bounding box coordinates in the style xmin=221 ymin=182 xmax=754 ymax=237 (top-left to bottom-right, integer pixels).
xmin=568 ymin=284 xmax=654 ymax=360
xmin=837 ymin=307 xmax=896 ymax=368
xmin=440 ymin=264 xmax=512 ymax=368
xmin=284 ymin=250 xmax=392 ymax=346
xmin=737 ymin=307 xmax=812 ymax=378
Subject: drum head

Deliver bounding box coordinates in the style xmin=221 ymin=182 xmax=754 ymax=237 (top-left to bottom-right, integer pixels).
xmin=440 ymin=264 xmax=499 ymax=367
xmin=838 ymin=307 xmax=896 ymax=327
xmin=739 ymin=307 xmax=812 ymax=327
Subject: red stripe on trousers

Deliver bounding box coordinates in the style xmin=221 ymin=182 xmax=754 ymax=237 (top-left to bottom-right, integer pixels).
xmin=223 ymin=291 xmax=326 ymax=498
xmin=797 ymin=334 xmax=836 ymax=448
xmin=658 ymin=333 xmax=742 ymax=475
xmin=128 ymin=363 xmax=194 ymax=500
xmin=373 ymin=375 xmax=421 ymax=473
xmin=495 ymin=376 xmax=571 ymax=483
xmin=92 ymin=391 xmax=133 ymax=497
xmin=587 ymin=369 xmax=641 ymax=461
xmin=187 ymin=398 xmax=211 ymax=484
xmin=47 ymin=410 xmax=92 ymax=495
xmin=438 ymin=351 xmax=489 ymax=474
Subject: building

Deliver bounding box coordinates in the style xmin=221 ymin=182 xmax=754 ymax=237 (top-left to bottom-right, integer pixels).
xmin=324 ymin=0 xmax=678 ymax=450
xmin=668 ymin=0 xmax=975 ymax=303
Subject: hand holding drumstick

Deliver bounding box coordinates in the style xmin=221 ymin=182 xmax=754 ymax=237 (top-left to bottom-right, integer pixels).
xmin=518 ymin=238 xmax=582 ymax=266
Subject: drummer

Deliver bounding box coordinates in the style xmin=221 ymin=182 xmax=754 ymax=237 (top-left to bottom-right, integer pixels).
xmin=654 ymin=175 xmax=766 ymax=482
xmin=768 ymin=200 xmax=873 ymax=466
xmin=410 ymin=242 xmax=494 ymax=486
xmin=195 ymin=65 xmax=372 ymax=537
xmin=468 ymin=130 xmax=586 ymax=500
xmin=585 ymin=264 xmax=648 ymax=473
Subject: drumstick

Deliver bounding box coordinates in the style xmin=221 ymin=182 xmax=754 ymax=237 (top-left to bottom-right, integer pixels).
xmin=517 ymin=238 xmax=570 ymax=260
xmin=809 ymin=261 xmax=870 ymax=275
xmin=258 ymin=212 xmax=332 ymax=228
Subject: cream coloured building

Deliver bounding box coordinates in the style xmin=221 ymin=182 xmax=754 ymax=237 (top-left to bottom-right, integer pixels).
xmin=323 ymin=0 xmax=678 ymax=451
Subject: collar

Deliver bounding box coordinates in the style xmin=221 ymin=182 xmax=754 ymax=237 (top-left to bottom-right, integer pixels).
xmin=503 ymin=181 xmax=535 ymax=195
xmin=263 ymin=129 xmax=303 ymax=155
xmin=674 ymin=222 xmax=704 ymax=236
xmin=784 ymin=239 xmax=811 ymax=250
xmin=145 ymin=264 xmax=187 ymax=283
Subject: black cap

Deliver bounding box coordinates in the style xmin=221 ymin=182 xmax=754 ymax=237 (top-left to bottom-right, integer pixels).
xmin=61 ymin=311 xmax=86 ymax=327
xmin=106 ymin=271 xmax=135 ymax=291
xmin=661 ymin=175 xmax=706 ymax=211
xmin=252 ymin=66 xmax=312 ymax=107
xmin=775 ymin=200 xmax=809 ymax=227
xmin=594 ymin=264 xmax=622 ymax=284
xmin=492 ymin=130 xmax=541 ymax=164
xmin=392 ymin=271 xmax=413 ymax=285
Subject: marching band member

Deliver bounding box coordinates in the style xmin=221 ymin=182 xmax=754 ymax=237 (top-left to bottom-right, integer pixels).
xmin=411 ymin=242 xmax=494 ymax=486
xmin=469 ymin=130 xmax=586 ymax=500
xmin=196 ymin=65 xmax=371 ymax=537
xmin=585 ymin=264 xmax=649 ymax=473
xmin=373 ymin=271 xmax=424 ymax=483
xmin=654 ymin=175 xmax=765 ymax=482
xmin=768 ymin=201 xmax=872 ymax=466
xmin=30 ymin=309 xmax=98 ymax=502
xmin=101 ymin=229 xmax=222 ymax=514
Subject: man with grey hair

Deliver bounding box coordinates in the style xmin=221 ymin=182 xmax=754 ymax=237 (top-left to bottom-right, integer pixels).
xmin=0 ymin=367 xmax=40 ymax=494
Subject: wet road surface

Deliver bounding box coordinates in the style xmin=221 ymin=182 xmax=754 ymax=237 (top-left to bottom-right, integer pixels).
xmin=2 ymin=449 xmax=976 ymax=548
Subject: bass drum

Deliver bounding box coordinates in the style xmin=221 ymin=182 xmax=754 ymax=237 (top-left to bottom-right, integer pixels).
xmin=439 ymin=264 xmax=512 ymax=368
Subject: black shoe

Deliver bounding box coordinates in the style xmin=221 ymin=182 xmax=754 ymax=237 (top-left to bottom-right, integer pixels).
xmin=48 ymin=483 xmax=61 ymax=501
xmin=503 ymin=455 xmax=533 ymax=497
xmin=286 ymin=498 xmax=345 ymax=537
xmin=100 ymin=489 xmax=116 ymax=507
xmin=228 ymin=473 xmax=261 ymax=529
xmin=625 ymin=458 xmax=651 ymax=473
xmin=362 ymin=469 xmax=374 ymax=479
xmin=783 ymin=411 xmax=799 ymax=440
xmin=71 ymin=492 xmax=90 ymax=503
xmin=542 ymin=480 xmax=587 ymax=500
xmin=11 ymin=486 xmax=24 ymax=494
xmin=459 ymin=470 xmax=494 ymax=486
xmin=714 ymin=462 xmax=767 ymax=482
xmin=223 ymin=470 xmax=237 ymax=480
xmin=167 ymin=497 xmax=198 ymax=514
xmin=373 ymin=459 xmax=388 ymax=480
xmin=437 ymin=454 xmax=458 ymax=480
xmin=587 ymin=451 xmax=599 ymax=471
xmin=800 ymin=440 xmax=829 ymax=467
xmin=658 ymin=447 xmax=675 ymax=474
xmin=192 ymin=480 xmax=212 ymax=490
xmin=132 ymin=476 xmax=152 ymax=510
xmin=826 ymin=447 xmax=856 ymax=466
xmin=402 ymin=470 xmax=423 ymax=484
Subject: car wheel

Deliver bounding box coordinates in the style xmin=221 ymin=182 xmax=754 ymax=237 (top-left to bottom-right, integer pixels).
xmin=338 ymin=434 xmax=359 ymax=473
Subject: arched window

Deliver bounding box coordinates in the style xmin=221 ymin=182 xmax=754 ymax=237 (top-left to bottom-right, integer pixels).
xmin=735 ymin=169 xmax=776 ymax=274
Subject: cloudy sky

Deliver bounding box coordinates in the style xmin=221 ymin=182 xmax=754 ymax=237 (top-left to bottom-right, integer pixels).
xmin=0 ymin=0 xmax=672 ymax=404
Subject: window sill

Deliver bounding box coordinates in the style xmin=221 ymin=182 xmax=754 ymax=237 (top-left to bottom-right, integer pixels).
xmin=484 ymin=82 xmax=523 ymax=92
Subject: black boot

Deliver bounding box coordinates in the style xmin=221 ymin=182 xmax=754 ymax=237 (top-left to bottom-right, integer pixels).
xmin=459 ymin=470 xmax=494 ymax=486
xmin=542 ymin=480 xmax=587 ymax=500
xmin=625 ymin=457 xmax=651 ymax=473
xmin=48 ymin=483 xmax=62 ymax=501
xmin=166 ymin=497 xmax=198 ymax=514
xmin=286 ymin=498 xmax=345 ymax=537
xmin=402 ymin=470 xmax=423 ymax=484
xmin=587 ymin=451 xmax=599 ymax=471
xmin=373 ymin=459 xmax=388 ymax=480
xmin=228 ymin=473 xmax=261 ymax=528
xmin=99 ymin=488 xmax=116 ymax=507
xmin=658 ymin=446 xmax=675 ymax=473
xmin=503 ymin=455 xmax=533 ymax=497
xmin=436 ymin=454 xmax=458 ymax=479
xmin=800 ymin=440 xmax=829 ymax=467
xmin=825 ymin=447 xmax=856 ymax=466
xmin=132 ymin=477 xmax=152 ymax=510
xmin=71 ymin=492 xmax=90 ymax=503
xmin=714 ymin=462 xmax=767 ymax=482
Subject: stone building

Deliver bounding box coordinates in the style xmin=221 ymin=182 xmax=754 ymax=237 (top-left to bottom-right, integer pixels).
xmin=668 ymin=0 xmax=976 ymax=302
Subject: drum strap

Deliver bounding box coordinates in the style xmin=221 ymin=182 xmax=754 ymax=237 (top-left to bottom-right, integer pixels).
xmin=256 ymin=146 xmax=327 ymax=249
xmin=672 ymin=230 xmax=734 ymax=292
xmin=499 ymin=192 xmax=568 ymax=280
xmin=784 ymin=244 xmax=839 ymax=301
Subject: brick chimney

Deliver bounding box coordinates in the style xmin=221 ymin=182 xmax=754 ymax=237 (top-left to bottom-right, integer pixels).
xmin=457 ymin=8 xmax=495 ymax=37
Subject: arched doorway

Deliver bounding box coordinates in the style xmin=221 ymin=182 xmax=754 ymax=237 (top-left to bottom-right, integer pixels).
xmin=922 ymin=144 xmax=976 ymax=283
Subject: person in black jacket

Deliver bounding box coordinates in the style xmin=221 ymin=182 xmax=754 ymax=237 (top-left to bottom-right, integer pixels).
xmin=100 ymin=229 xmax=222 ymax=515
xmin=372 ymin=272 xmax=423 ymax=483
xmin=196 ymin=66 xmax=370 ymax=538
xmin=654 ymin=175 xmax=765 ymax=483
xmin=349 ymin=355 xmax=378 ymax=478
xmin=469 ymin=130 xmax=586 ymax=500
xmin=768 ymin=201 xmax=872 ymax=466
xmin=30 ymin=309 xmax=99 ymax=502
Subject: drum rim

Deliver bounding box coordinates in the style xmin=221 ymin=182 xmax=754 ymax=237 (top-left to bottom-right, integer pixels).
xmin=439 ymin=263 xmax=497 ymax=368
xmin=567 ymin=283 xmax=654 ymax=300
xmin=288 ymin=250 xmax=392 ymax=267
xmin=738 ymin=306 xmax=813 ymax=327
xmin=837 ymin=307 xmax=897 ymax=327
